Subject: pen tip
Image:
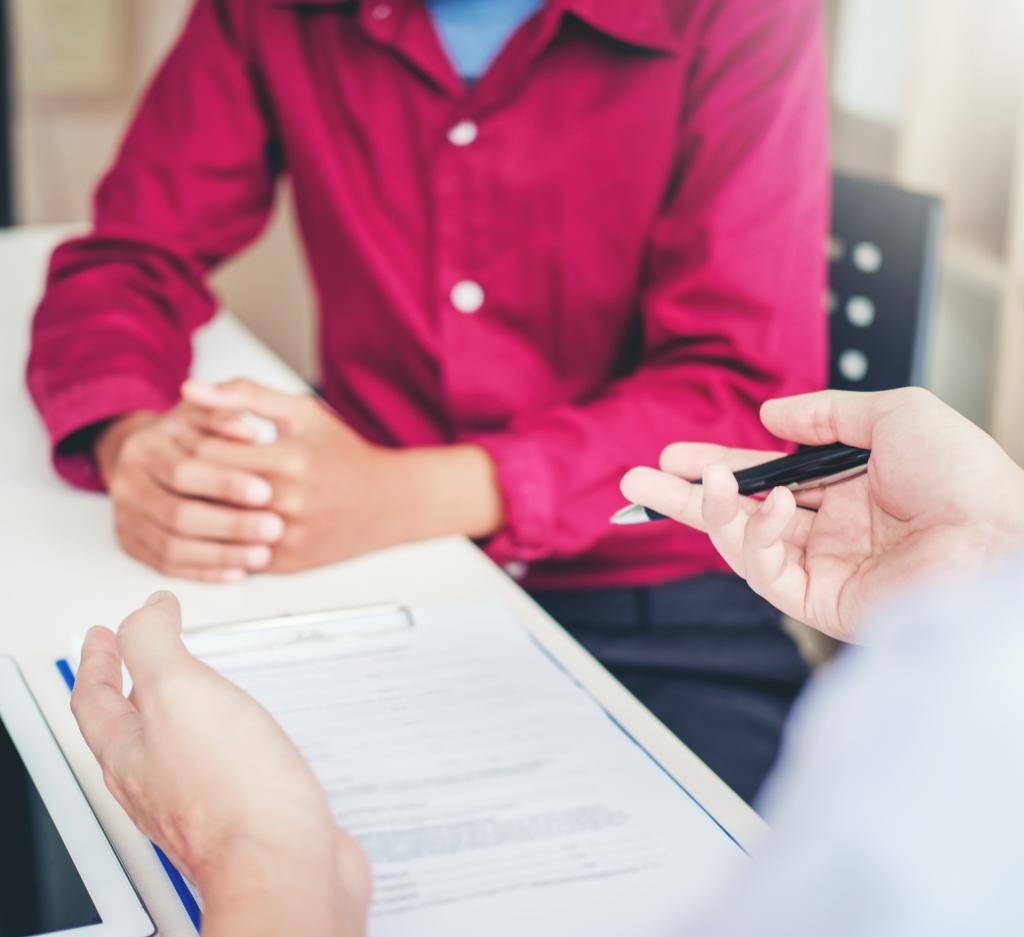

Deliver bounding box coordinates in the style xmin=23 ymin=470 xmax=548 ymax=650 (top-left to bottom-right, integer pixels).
xmin=610 ymin=504 xmax=651 ymax=526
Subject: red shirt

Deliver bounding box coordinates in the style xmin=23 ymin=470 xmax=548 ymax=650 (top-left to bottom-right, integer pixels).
xmin=26 ymin=0 xmax=828 ymax=591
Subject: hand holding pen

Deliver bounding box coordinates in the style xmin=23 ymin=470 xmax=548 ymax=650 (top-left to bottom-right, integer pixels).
xmin=616 ymin=389 xmax=1024 ymax=643
xmin=612 ymin=443 xmax=870 ymax=525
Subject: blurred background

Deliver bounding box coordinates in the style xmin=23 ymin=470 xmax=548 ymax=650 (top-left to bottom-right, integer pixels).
xmin=3 ymin=0 xmax=1023 ymax=462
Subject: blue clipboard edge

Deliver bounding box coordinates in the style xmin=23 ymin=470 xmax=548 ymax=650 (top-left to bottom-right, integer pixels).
xmin=523 ymin=637 xmax=750 ymax=857
xmin=56 ymin=659 xmax=202 ymax=932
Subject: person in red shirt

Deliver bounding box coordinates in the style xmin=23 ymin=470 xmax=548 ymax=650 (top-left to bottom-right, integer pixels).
xmin=26 ymin=0 xmax=828 ymax=801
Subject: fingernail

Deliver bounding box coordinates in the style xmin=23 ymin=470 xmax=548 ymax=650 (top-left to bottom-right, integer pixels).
xmin=258 ymin=514 xmax=286 ymax=542
xmin=244 ymin=478 xmax=273 ymax=505
xmin=245 ymin=546 xmax=272 ymax=569
xmin=220 ymin=569 xmax=246 ymax=583
xmin=144 ymin=591 xmax=170 ymax=607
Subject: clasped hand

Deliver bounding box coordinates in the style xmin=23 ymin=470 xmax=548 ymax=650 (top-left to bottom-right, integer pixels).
xmin=98 ymin=380 xmax=413 ymax=580
xmin=181 ymin=380 xmax=420 ymax=573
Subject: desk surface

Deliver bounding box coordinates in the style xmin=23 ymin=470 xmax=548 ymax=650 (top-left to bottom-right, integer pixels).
xmin=1 ymin=225 xmax=765 ymax=935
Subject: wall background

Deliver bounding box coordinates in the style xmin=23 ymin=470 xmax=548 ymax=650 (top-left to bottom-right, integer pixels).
xmin=9 ymin=0 xmax=1024 ymax=461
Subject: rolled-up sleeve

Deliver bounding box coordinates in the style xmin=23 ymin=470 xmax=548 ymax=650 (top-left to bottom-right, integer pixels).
xmin=25 ymin=0 xmax=280 ymax=490
xmin=475 ymin=0 xmax=829 ymax=564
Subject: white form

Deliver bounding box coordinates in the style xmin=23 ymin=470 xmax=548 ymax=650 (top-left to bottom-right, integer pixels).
xmin=184 ymin=601 xmax=747 ymax=937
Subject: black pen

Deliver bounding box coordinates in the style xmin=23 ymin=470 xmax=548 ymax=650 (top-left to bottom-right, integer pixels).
xmin=611 ymin=442 xmax=871 ymax=525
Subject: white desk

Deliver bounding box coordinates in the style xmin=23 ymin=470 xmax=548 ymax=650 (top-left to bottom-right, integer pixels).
xmin=1 ymin=225 xmax=765 ymax=935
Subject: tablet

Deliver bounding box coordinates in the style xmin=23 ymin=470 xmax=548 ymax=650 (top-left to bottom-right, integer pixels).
xmin=0 ymin=656 xmax=154 ymax=937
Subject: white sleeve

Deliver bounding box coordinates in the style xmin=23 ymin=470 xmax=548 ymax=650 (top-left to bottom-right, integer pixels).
xmin=688 ymin=556 xmax=1024 ymax=937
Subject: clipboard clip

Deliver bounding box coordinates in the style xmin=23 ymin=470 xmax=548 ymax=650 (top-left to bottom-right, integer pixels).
xmin=184 ymin=603 xmax=415 ymax=659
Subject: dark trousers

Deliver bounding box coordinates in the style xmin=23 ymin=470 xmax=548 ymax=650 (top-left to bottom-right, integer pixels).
xmin=530 ymin=573 xmax=810 ymax=804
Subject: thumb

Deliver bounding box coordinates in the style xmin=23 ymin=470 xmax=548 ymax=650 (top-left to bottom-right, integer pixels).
xmin=182 ymin=379 xmax=306 ymax=428
xmin=760 ymin=389 xmax=909 ymax=448
xmin=116 ymin=592 xmax=190 ymax=691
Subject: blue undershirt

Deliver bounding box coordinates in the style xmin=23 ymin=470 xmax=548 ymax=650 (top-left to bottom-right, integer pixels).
xmin=426 ymin=0 xmax=544 ymax=81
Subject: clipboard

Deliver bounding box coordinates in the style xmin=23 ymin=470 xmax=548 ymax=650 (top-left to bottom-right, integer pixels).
xmin=56 ymin=602 xmax=416 ymax=932
xmin=56 ymin=598 xmax=749 ymax=937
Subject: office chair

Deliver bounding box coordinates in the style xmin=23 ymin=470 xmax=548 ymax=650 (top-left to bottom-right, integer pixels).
xmin=828 ymin=173 xmax=943 ymax=391
xmin=786 ymin=176 xmax=943 ymax=668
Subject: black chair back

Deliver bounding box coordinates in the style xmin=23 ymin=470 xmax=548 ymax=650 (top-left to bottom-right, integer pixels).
xmin=828 ymin=173 xmax=942 ymax=391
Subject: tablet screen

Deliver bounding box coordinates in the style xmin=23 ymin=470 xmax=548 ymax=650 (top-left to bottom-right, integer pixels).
xmin=0 ymin=712 xmax=102 ymax=936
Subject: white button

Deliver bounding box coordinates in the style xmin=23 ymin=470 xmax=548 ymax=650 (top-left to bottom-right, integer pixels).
xmin=846 ymin=296 xmax=876 ymax=328
xmin=370 ymin=3 xmax=391 ymax=19
xmin=853 ymin=241 xmax=883 ymax=274
xmin=451 ymin=280 xmax=485 ymax=314
xmin=447 ymin=120 xmax=478 ymax=146
xmin=838 ymin=348 xmax=869 ymax=382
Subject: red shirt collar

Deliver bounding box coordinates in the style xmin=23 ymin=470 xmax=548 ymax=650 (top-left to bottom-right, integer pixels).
xmin=268 ymin=0 xmax=679 ymax=54
xmin=559 ymin=0 xmax=679 ymax=53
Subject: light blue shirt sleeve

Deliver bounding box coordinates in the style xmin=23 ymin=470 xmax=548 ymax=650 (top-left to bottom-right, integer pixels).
xmin=426 ymin=0 xmax=544 ymax=81
xmin=690 ymin=555 xmax=1024 ymax=937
